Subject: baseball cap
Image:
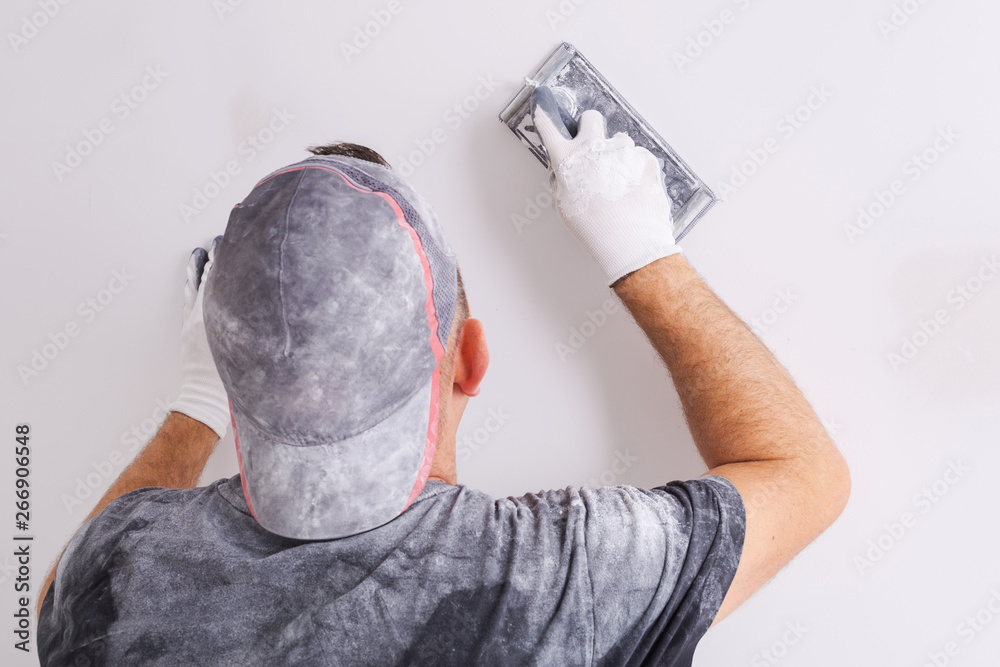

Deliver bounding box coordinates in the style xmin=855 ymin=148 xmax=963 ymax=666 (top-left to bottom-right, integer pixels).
xmin=203 ymin=153 xmax=457 ymax=540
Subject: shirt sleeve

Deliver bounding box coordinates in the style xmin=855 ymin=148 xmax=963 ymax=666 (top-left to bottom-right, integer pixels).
xmin=37 ymin=486 xmax=168 ymax=667
xmin=580 ymin=475 xmax=746 ymax=667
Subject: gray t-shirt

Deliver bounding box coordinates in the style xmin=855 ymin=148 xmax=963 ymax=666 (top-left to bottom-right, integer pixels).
xmin=38 ymin=473 xmax=745 ymax=666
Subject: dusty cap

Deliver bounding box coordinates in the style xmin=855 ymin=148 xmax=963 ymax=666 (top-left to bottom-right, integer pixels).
xmin=204 ymin=154 xmax=457 ymax=540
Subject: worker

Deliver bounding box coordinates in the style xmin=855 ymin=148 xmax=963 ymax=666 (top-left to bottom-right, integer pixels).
xmin=36 ymin=93 xmax=850 ymax=665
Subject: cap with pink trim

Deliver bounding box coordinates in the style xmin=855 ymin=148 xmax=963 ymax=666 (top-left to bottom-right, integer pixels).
xmin=203 ymin=154 xmax=457 ymax=540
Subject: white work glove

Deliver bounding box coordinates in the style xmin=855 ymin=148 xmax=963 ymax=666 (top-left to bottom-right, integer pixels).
xmin=167 ymin=235 xmax=230 ymax=439
xmin=530 ymin=86 xmax=682 ymax=286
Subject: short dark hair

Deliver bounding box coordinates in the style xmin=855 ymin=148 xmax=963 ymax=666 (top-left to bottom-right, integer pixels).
xmin=439 ymin=265 xmax=469 ymax=384
xmin=455 ymin=266 xmax=469 ymax=323
xmin=307 ymin=142 xmax=390 ymax=168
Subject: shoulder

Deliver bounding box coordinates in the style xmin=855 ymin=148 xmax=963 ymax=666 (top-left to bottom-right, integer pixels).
xmin=66 ymin=478 xmax=236 ymax=554
xmin=486 ymin=476 xmax=743 ymax=525
xmin=106 ymin=477 xmax=234 ymax=517
xmin=441 ymin=476 xmax=744 ymax=526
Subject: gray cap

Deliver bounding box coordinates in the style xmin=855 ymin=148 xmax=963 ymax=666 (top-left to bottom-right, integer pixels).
xmin=204 ymin=154 xmax=457 ymax=540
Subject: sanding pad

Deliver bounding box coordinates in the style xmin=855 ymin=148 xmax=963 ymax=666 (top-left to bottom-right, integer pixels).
xmin=499 ymin=42 xmax=717 ymax=241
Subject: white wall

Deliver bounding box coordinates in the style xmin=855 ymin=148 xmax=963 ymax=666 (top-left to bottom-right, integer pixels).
xmin=3 ymin=1 xmax=998 ymax=664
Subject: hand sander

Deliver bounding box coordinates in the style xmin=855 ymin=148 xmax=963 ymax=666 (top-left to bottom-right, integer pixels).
xmin=498 ymin=42 xmax=717 ymax=241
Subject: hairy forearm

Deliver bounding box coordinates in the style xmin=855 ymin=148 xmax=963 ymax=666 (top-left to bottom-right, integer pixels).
xmin=109 ymin=411 xmax=221 ymax=491
xmin=613 ymin=254 xmax=838 ymax=469
xmin=37 ymin=411 xmax=219 ymax=622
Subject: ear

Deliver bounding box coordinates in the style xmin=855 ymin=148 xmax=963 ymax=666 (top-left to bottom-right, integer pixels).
xmin=452 ymin=318 xmax=489 ymax=397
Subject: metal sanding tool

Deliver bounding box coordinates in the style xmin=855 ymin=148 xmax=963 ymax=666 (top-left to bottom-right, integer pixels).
xmin=498 ymin=42 xmax=717 ymax=241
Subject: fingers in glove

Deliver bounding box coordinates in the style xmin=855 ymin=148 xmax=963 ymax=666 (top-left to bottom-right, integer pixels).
xmin=530 ymin=86 xmax=575 ymax=165
xmin=204 ymin=234 xmax=223 ymax=281
xmin=185 ymin=247 xmax=209 ymax=305
xmin=637 ymin=147 xmax=667 ymax=190
xmin=608 ymin=131 xmax=636 ymax=150
xmin=577 ymin=109 xmax=608 ymax=142
xmin=209 ymin=235 xmax=222 ymax=263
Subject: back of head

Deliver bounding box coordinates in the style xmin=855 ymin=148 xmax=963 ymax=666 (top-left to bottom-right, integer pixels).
xmin=204 ymin=145 xmax=457 ymax=540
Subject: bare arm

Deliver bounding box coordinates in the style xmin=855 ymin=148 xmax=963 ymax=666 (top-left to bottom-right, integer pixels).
xmin=612 ymin=253 xmax=851 ymax=626
xmin=36 ymin=411 xmax=220 ymax=623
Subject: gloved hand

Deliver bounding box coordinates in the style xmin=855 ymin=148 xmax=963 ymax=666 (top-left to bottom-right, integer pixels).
xmin=167 ymin=235 xmax=229 ymax=439
xmin=530 ymin=86 xmax=682 ymax=286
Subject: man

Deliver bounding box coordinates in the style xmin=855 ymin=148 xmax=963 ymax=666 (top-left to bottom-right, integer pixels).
xmin=37 ymin=90 xmax=850 ymax=665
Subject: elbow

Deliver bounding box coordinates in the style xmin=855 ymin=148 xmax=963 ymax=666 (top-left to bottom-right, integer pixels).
xmin=822 ymin=447 xmax=852 ymax=525
xmin=795 ymin=438 xmax=851 ymax=530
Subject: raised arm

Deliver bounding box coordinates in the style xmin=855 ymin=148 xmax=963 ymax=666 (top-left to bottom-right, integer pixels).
xmin=530 ymin=88 xmax=850 ymax=626
xmin=612 ymin=254 xmax=850 ymax=625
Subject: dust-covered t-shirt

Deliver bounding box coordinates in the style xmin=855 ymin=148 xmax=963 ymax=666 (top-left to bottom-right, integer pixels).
xmin=38 ymin=473 xmax=745 ymax=666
